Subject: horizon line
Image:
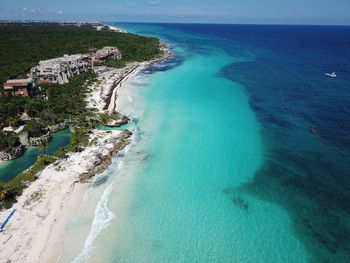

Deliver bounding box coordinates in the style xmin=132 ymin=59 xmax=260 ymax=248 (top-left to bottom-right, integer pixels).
xmin=1 ymin=19 xmax=350 ymax=27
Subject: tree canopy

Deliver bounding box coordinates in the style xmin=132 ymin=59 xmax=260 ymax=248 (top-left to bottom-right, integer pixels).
xmin=0 ymin=131 xmax=21 ymax=152
xmin=0 ymin=22 xmax=162 ymax=86
xmin=25 ymin=120 xmax=47 ymax=138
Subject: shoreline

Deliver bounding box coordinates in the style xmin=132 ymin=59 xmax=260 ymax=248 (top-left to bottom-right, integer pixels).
xmin=104 ymin=64 xmax=140 ymax=112
xmin=106 ymin=24 xmax=127 ymax=33
xmin=0 ymin=40 xmax=172 ymax=262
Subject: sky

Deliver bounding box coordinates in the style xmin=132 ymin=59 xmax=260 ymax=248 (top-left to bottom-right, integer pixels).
xmin=1 ymin=0 xmax=350 ymax=25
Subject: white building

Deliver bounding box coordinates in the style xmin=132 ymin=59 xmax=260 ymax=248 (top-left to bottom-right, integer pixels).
xmin=92 ymin=47 xmax=122 ymax=64
xmin=30 ymin=54 xmax=91 ymax=84
xmin=30 ymin=47 xmax=121 ymax=85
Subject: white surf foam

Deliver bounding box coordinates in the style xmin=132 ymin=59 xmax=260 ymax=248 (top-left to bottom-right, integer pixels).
xmin=71 ymin=179 xmax=116 ymax=263
xmin=127 ymin=94 xmax=133 ymax=102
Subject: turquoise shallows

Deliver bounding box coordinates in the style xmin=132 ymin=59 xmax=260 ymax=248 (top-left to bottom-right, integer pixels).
xmin=62 ymin=23 xmax=309 ymax=263
xmin=102 ymin=55 xmax=306 ymax=263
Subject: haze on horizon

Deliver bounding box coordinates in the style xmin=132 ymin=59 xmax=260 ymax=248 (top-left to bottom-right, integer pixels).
xmin=1 ymin=0 xmax=350 ymax=25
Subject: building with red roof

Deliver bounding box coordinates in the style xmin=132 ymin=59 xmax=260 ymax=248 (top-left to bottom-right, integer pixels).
xmin=3 ymin=78 xmax=35 ymax=96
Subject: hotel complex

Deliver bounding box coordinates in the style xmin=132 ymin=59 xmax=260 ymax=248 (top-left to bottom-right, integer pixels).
xmin=30 ymin=47 xmax=121 ymax=85
xmin=30 ymin=54 xmax=91 ymax=85
xmin=2 ymin=46 xmax=122 ymax=95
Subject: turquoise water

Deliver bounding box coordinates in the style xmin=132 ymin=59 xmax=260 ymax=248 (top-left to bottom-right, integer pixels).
xmin=61 ymin=24 xmax=310 ymax=263
xmin=0 ymin=128 xmax=71 ymax=182
xmin=101 ymin=53 xmax=307 ymax=262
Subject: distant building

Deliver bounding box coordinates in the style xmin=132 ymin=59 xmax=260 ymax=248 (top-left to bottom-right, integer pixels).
xmin=3 ymin=78 xmax=35 ymax=96
xmin=91 ymin=47 xmax=122 ymax=64
xmin=94 ymin=25 xmax=105 ymax=31
xmin=30 ymin=54 xmax=91 ymax=84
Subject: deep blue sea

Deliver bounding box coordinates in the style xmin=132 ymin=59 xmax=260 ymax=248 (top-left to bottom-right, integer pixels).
xmin=62 ymin=24 xmax=350 ymax=263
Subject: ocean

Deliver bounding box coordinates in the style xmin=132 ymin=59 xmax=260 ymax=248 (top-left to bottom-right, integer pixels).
xmin=61 ymin=23 xmax=350 ymax=262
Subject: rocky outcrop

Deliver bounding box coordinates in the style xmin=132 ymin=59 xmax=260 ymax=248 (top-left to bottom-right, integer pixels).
xmin=47 ymin=122 xmax=67 ymax=133
xmin=80 ymin=130 xmax=132 ymax=183
xmin=29 ymin=132 xmax=52 ymax=146
xmin=0 ymin=145 xmax=25 ymax=161
xmin=105 ymin=115 xmax=130 ymax=127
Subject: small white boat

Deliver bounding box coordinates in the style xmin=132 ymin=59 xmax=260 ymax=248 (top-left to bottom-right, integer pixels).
xmin=325 ymin=72 xmax=337 ymax=78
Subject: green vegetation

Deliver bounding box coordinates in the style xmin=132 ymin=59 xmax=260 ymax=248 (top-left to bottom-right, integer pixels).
xmin=24 ymin=98 xmax=48 ymax=118
xmin=39 ymin=109 xmax=63 ymax=126
xmin=105 ymin=59 xmax=127 ymax=69
xmin=0 ymin=185 xmax=8 ymax=201
xmin=25 ymin=120 xmax=47 ymax=138
xmin=0 ymin=95 xmax=26 ymax=125
xmin=0 ymin=22 xmax=162 ymax=86
xmin=0 ymin=72 xmax=97 ymax=127
xmin=46 ymin=72 xmax=97 ymax=118
xmin=0 ymin=131 xmax=21 ymax=153
xmin=98 ymin=112 xmax=122 ymax=124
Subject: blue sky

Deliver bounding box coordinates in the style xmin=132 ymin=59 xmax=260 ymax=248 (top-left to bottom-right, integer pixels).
xmin=1 ymin=0 xmax=350 ymax=25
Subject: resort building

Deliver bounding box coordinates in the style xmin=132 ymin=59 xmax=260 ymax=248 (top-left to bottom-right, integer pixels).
xmin=30 ymin=54 xmax=91 ymax=84
xmin=3 ymin=78 xmax=35 ymax=96
xmin=29 ymin=47 xmax=121 ymax=85
xmin=91 ymin=47 xmax=122 ymax=64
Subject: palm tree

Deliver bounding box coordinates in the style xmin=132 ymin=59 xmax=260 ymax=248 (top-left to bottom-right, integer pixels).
xmin=0 ymin=185 xmax=8 ymax=201
xmin=39 ymin=140 xmax=49 ymax=153
xmin=7 ymin=116 xmax=19 ymax=128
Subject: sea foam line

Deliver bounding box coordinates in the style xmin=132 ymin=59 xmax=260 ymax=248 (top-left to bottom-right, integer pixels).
xmin=71 ymin=178 xmax=116 ymax=263
xmin=71 ymin=130 xmax=138 ymax=263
